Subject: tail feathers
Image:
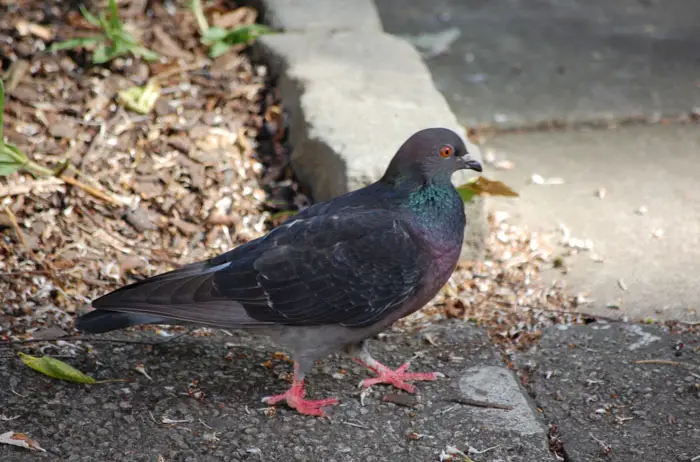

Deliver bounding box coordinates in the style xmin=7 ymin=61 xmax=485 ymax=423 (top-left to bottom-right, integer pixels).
xmin=76 ymin=310 xmax=172 ymax=334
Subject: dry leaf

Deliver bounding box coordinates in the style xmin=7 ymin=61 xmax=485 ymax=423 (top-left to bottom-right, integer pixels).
xmin=466 ymin=176 xmax=519 ymax=197
xmin=457 ymin=176 xmax=519 ymax=203
xmin=0 ymin=431 xmax=47 ymax=452
xmin=14 ymin=20 xmax=53 ymax=41
xmin=117 ymin=80 xmax=161 ymax=114
xmin=212 ymin=6 xmax=258 ymax=29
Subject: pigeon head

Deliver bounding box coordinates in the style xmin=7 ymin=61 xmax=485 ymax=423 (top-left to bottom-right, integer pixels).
xmin=381 ymin=128 xmax=482 ymax=187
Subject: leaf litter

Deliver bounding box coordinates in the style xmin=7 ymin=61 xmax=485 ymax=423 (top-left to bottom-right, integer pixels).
xmin=0 ymin=0 xmax=305 ymax=344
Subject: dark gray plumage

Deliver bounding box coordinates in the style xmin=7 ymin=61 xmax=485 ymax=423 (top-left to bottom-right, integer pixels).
xmin=77 ymin=127 xmax=482 ymax=416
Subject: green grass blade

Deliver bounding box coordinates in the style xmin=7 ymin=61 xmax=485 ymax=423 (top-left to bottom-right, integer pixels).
xmin=0 ymin=143 xmax=30 ymax=176
xmin=107 ymin=0 xmax=122 ymax=32
xmin=79 ymin=5 xmax=101 ymax=27
xmin=220 ymin=24 xmax=272 ymax=44
xmin=132 ymin=46 xmax=159 ymax=62
xmin=208 ymin=41 xmax=231 ymax=58
xmin=201 ymin=26 xmax=228 ymax=45
xmin=49 ymin=37 xmax=100 ymax=53
xmin=92 ymin=44 xmax=111 ymax=63
xmin=0 ymin=162 xmax=23 ymax=176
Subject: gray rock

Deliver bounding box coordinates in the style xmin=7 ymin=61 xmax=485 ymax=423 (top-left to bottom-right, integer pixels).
xmin=252 ymin=0 xmax=383 ymax=32
xmin=255 ymin=31 xmax=486 ymax=259
xmin=458 ymin=366 xmax=546 ymax=437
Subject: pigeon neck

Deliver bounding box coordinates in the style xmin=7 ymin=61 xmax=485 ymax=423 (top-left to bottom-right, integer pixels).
xmin=406 ymin=180 xmax=457 ymax=211
xmin=404 ymin=177 xmax=462 ymax=226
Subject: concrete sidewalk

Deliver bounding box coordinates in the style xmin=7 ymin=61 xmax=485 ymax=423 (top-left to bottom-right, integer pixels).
xmin=375 ymin=0 xmax=700 ymax=324
xmin=516 ymin=322 xmax=700 ymax=462
xmin=0 ymin=322 xmax=554 ymax=461
xmin=375 ymin=0 xmax=700 ymax=129
xmin=484 ymin=124 xmax=700 ymax=324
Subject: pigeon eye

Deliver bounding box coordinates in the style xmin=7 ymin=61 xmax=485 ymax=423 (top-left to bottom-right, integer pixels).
xmin=439 ymin=145 xmax=454 ymax=158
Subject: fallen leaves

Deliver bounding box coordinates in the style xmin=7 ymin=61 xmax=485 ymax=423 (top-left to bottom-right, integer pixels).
xmin=439 ymin=445 xmax=474 ymax=462
xmin=0 ymin=431 xmax=46 ymax=452
xmin=117 ymin=80 xmax=161 ymax=114
xmin=191 ymin=1 xmax=272 ymax=58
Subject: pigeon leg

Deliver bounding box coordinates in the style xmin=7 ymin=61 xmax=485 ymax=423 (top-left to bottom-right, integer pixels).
xmin=261 ymin=359 xmax=339 ymax=417
xmin=352 ymin=341 xmax=440 ymax=393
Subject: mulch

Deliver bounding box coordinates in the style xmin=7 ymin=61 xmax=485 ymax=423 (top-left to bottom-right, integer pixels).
xmin=0 ymin=0 xmax=307 ymax=340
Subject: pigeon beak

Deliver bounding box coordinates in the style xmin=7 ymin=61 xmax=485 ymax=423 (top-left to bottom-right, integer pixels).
xmin=460 ymin=157 xmax=483 ymax=172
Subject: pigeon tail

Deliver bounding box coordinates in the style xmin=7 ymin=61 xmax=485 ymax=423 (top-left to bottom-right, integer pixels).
xmin=76 ymin=309 xmax=170 ymax=334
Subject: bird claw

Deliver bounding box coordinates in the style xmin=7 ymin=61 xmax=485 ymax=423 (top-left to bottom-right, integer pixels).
xmin=262 ymin=382 xmax=339 ymax=417
xmin=358 ymin=361 xmax=440 ymax=393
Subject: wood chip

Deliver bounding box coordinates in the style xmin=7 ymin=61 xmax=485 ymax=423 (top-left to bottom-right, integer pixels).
xmin=48 ymin=121 xmax=78 ymax=139
xmin=382 ymin=393 xmax=419 ymax=408
xmin=171 ymin=217 xmax=201 ymax=235
xmin=152 ymin=25 xmax=194 ymax=60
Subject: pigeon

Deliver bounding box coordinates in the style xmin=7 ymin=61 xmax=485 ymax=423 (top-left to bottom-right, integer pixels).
xmin=76 ymin=127 xmax=483 ymax=416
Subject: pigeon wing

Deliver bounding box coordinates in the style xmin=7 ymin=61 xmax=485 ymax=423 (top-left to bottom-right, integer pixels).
xmin=90 ymin=210 xmax=425 ymax=328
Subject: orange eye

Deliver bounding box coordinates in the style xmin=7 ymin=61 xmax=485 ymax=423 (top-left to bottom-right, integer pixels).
xmin=440 ymin=145 xmax=454 ymax=158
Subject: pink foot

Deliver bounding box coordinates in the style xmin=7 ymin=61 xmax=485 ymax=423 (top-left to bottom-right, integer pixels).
xmin=356 ymin=360 xmax=439 ymax=393
xmin=262 ymin=380 xmax=339 ymax=417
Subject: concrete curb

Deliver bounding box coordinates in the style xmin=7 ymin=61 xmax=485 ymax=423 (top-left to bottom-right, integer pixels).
xmin=250 ymin=0 xmax=487 ymax=260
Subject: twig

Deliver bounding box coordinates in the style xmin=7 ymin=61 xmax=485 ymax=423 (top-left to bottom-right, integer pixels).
xmin=151 ymin=62 xmax=206 ymax=82
xmin=7 ymin=147 xmax=125 ymax=207
xmin=633 ymin=359 xmax=700 ymax=370
xmin=3 ymin=335 xmax=173 ymax=347
xmin=58 ymin=174 xmax=124 ymax=206
xmin=447 ymin=397 xmax=515 ymax=410
xmin=341 ymin=420 xmax=369 ymax=429
xmin=690 ymin=454 xmax=700 ymax=462
xmin=0 ymin=329 xmax=196 ymax=347
xmin=0 ymin=336 xmax=159 ymax=346
xmin=190 ymin=0 xmax=210 ymax=35
xmin=469 ymin=444 xmax=500 ymax=455
xmin=2 ymin=206 xmax=67 ymax=291
xmin=3 ymin=205 xmax=28 ymax=248
xmin=0 ymin=270 xmax=51 ymax=276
